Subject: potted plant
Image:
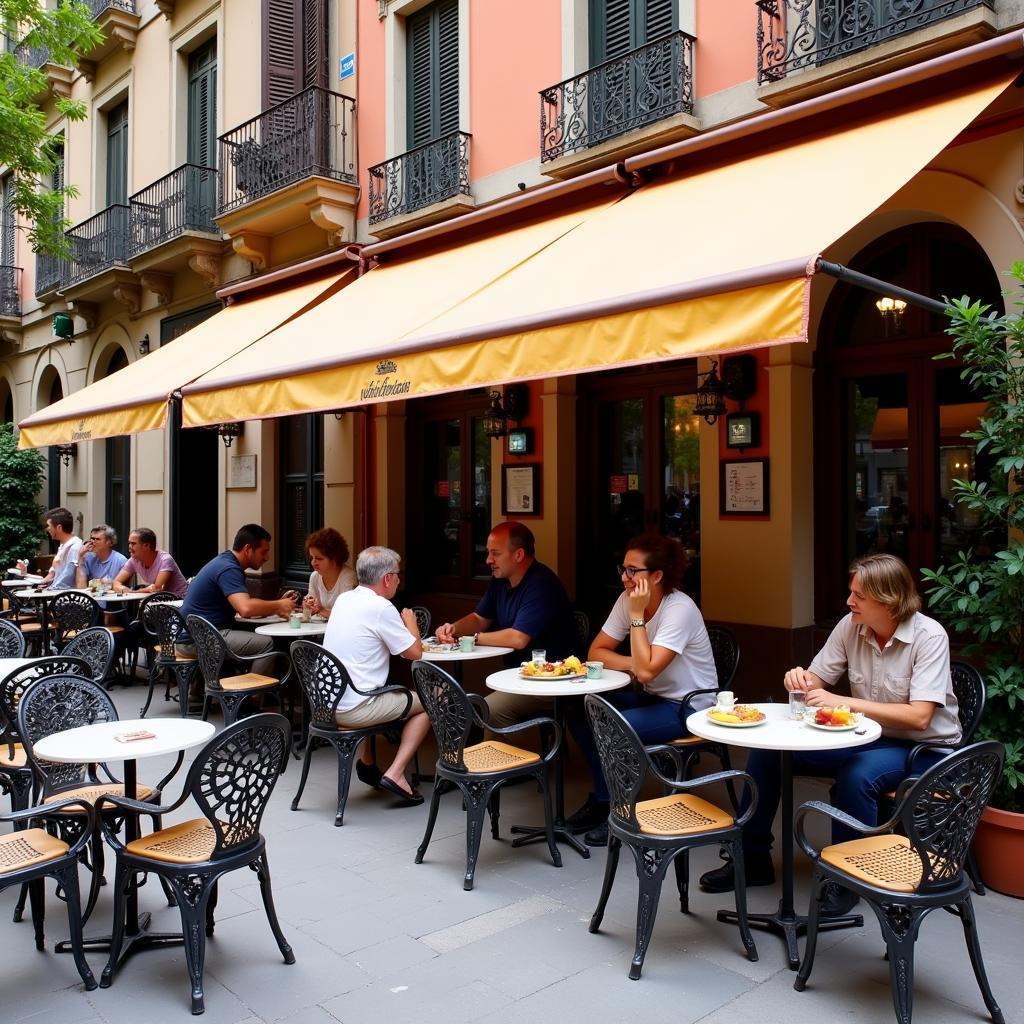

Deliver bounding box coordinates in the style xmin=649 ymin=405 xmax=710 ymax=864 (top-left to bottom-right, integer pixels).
xmin=921 ymin=263 xmax=1024 ymax=897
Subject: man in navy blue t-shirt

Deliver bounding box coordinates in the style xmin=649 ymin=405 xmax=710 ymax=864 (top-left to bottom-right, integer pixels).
xmin=436 ymin=521 xmax=576 ymax=728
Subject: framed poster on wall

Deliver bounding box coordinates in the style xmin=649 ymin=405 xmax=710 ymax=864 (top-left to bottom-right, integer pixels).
xmin=502 ymin=464 xmax=541 ymax=515
xmin=720 ymin=458 xmax=769 ymax=516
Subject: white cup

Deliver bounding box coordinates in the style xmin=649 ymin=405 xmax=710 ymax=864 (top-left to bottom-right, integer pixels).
xmin=716 ymin=690 xmax=735 ymax=710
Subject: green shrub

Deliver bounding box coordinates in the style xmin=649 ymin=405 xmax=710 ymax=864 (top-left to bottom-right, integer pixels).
xmin=0 ymin=423 xmax=46 ymax=573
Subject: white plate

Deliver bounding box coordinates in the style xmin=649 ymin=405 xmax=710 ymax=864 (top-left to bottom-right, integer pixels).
xmin=805 ymin=718 xmax=860 ymax=732
xmin=519 ymin=670 xmax=586 ymax=682
xmin=706 ymin=711 xmax=767 ymax=728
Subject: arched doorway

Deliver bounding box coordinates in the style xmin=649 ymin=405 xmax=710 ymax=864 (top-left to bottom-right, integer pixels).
xmin=101 ymin=347 xmax=131 ymax=550
xmin=0 ymin=376 xmax=12 ymax=425
xmin=814 ymin=222 xmax=1003 ymax=620
xmin=38 ymin=368 xmax=64 ymax=513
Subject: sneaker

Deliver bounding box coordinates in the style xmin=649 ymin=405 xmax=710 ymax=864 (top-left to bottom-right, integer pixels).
xmin=565 ymin=793 xmax=610 ymax=834
xmin=819 ymin=882 xmax=860 ymax=917
xmin=584 ymin=823 xmax=609 ymax=847
xmin=699 ymin=851 xmax=775 ymax=893
xmin=355 ymin=760 xmax=383 ymax=790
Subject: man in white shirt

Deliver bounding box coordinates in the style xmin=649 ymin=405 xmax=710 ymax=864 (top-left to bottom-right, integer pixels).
xmin=322 ymin=546 xmax=430 ymax=805
xmin=20 ymin=507 xmax=82 ymax=589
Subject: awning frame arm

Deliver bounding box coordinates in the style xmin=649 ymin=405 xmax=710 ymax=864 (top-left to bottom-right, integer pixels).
xmin=815 ymin=258 xmax=948 ymax=316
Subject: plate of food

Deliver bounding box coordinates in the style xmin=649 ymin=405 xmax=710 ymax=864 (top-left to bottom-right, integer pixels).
xmin=520 ymin=656 xmax=585 ymax=680
xmin=422 ymin=637 xmax=456 ymax=652
xmin=806 ymin=706 xmax=861 ymax=731
xmin=707 ymin=704 xmax=767 ymax=727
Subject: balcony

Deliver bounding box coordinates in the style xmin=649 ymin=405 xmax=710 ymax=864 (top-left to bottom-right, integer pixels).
xmin=78 ymin=0 xmax=139 ymax=80
xmin=0 ymin=266 xmax=22 ymax=317
xmin=34 ymin=251 xmax=66 ymax=300
xmin=129 ymin=164 xmax=223 ymax=296
xmin=16 ymin=40 xmax=73 ymax=100
xmin=61 ymin=205 xmax=141 ymax=318
xmin=755 ymin=0 xmax=996 ymax=106
xmin=539 ymin=31 xmax=698 ymax=179
xmin=367 ymin=131 xmax=472 ymax=239
xmin=216 ymin=87 xmax=358 ymax=267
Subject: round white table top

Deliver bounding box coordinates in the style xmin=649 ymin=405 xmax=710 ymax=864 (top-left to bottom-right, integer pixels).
xmin=81 ymin=589 xmax=148 ymax=603
xmin=420 ymin=644 xmax=513 ymax=663
xmin=255 ymin=620 xmax=328 ymax=637
xmin=12 ymin=587 xmax=67 ymax=600
xmin=3 ymin=576 xmax=44 ymax=588
xmin=486 ymin=666 xmax=631 ymax=698
xmin=0 ymin=658 xmax=37 ymax=679
xmin=687 ymin=702 xmax=881 ymax=752
xmin=34 ymin=717 xmax=216 ymax=764
xmin=236 ymin=613 xmax=286 ymax=625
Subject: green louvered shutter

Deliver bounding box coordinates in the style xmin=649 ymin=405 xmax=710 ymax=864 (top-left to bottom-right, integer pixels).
xmin=407 ymin=0 xmax=459 ymax=149
xmin=105 ymin=101 xmax=129 ymax=206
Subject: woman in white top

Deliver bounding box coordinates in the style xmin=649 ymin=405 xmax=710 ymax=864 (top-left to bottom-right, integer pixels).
xmin=567 ymin=533 xmax=717 ymax=846
xmin=302 ymin=528 xmax=357 ymax=620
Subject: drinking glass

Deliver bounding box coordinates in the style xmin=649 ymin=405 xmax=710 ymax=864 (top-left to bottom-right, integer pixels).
xmin=789 ymin=690 xmax=807 ymax=720
xmin=531 ymin=649 xmax=546 ymax=665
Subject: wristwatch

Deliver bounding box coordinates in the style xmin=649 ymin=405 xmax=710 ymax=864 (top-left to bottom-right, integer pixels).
xmin=630 ymin=618 xmax=645 ymax=628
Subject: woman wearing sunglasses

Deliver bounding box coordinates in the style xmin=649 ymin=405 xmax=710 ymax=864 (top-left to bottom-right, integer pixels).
xmin=566 ymin=533 xmax=718 ymax=846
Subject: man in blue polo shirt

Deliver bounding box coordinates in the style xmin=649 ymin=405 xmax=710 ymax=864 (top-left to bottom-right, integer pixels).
xmin=436 ymin=521 xmax=576 ymax=727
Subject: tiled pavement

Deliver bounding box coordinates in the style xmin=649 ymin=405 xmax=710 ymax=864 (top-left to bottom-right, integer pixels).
xmin=2 ymin=685 xmax=1021 ymax=1024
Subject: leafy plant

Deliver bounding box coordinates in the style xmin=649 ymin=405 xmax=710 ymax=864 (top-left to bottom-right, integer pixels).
xmin=0 ymin=422 xmax=45 ymax=572
xmin=921 ymin=262 xmax=1024 ymax=812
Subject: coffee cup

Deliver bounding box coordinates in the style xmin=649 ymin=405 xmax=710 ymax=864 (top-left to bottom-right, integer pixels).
xmin=459 ymin=635 xmax=475 ymax=653
xmin=288 ymin=611 xmax=302 ymax=630
xmin=716 ymin=690 xmax=735 ymax=710
xmin=586 ymin=661 xmax=604 ymax=680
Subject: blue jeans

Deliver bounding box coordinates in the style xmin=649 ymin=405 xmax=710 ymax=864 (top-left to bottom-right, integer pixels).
xmin=568 ymin=691 xmax=685 ymax=803
xmin=741 ymin=739 xmax=948 ymax=858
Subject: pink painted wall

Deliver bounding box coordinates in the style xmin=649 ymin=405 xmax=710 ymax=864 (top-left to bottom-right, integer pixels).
xmin=356 ymin=3 xmax=386 ymax=221
xmin=695 ymin=0 xmax=758 ymax=98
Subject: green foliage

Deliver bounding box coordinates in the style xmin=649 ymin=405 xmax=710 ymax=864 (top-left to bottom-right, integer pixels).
xmin=921 ymin=262 xmax=1024 ymax=812
xmin=0 ymin=0 xmax=102 ymax=256
xmin=0 ymin=422 xmax=45 ymax=571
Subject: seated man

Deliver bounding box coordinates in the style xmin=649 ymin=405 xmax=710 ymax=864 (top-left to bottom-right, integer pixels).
xmin=74 ymin=524 xmax=128 ymax=623
xmin=435 ymin=521 xmax=577 ymax=728
xmin=699 ymin=553 xmax=962 ymax=916
xmin=323 ymin=546 xmax=431 ymax=805
xmin=177 ymin=524 xmax=297 ymax=669
xmin=19 ymin=506 xmax=82 ymax=589
xmin=113 ymin=527 xmax=188 ymax=597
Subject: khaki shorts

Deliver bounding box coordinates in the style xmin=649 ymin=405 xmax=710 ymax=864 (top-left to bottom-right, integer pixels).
xmin=335 ymin=689 xmax=421 ymax=728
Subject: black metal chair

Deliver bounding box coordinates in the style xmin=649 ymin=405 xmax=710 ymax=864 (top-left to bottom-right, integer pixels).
xmin=0 ymin=796 xmax=98 ymax=990
xmin=411 ymin=605 xmax=432 ymax=639
xmin=62 ymin=627 xmax=117 ymax=685
xmin=96 ymin=714 xmax=295 ymax=1014
xmin=795 ymin=740 xmax=1005 ymax=1024
xmin=572 ymin=609 xmax=590 ymax=651
xmin=0 ymin=617 xmax=25 ymax=657
xmin=412 ymin=661 xmax=562 ymax=891
xmin=140 ymin=602 xmax=198 ymax=719
xmin=289 ymin=639 xmax=412 ymax=826
xmin=131 ymin=590 xmax=179 ymax=680
xmin=187 ymin=614 xmax=290 ymax=726
xmin=584 ymin=694 xmax=758 ymax=979
xmin=51 ymin=591 xmax=102 ymax=647
xmin=5 ymin=590 xmax=49 ymax=655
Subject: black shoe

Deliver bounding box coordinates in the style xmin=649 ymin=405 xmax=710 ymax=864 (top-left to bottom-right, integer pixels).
xmin=699 ymin=852 xmax=775 ymax=893
xmin=819 ymin=882 xmax=860 ymax=917
xmin=584 ymin=823 xmax=608 ymax=847
xmin=565 ymin=793 xmax=610 ymax=834
xmin=355 ymin=761 xmax=383 ymax=790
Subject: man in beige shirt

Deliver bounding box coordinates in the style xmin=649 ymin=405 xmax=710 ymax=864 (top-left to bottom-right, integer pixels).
xmin=700 ymin=553 xmax=961 ymax=915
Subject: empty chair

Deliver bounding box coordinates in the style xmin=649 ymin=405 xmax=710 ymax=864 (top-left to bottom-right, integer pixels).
xmin=412 ymin=661 xmax=561 ymax=891
xmin=411 ymin=605 xmax=432 ymax=639
xmin=585 ymin=694 xmax=758 ymax=980
xmin=5 ymin=591 xmax=49 ymax=654
xmin=62 ymin=627 xmax=117 ymax=685
xmin=795 ymin=740 xmax=1005 ymax=1024
xmin=51 ymin=591 xmax=102 ymax=647
xmin=97 ymin=714 xmax=295 ymax=1014
xmin=0 ymin=618 xmax=25 ymax=657
xmin=140 ymin=602 xmax=198 ymax=719
xmin=130 ymin=590 xmax=179 ymax=679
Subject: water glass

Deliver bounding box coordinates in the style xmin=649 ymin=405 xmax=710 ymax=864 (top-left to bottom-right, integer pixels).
xmin=531 ymin=649 xmax=546 ymax=666
xmin=789 ymin=690 xmax=807 ymax=720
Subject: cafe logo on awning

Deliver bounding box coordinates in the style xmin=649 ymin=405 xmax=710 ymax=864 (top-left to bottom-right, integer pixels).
xmin=360 ymin=359 xmax=411 ymax=400
xmin=71 ymin=419 xmax=92 ymax=441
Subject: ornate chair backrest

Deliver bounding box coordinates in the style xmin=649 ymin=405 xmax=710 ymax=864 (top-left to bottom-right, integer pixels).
xmin=62 ymin=627 xmax=116 ymax=682
xmin=290 ymin=640 xmax=350 ymax=727
xmin=0 ymin=656 xmax=91 ymax=743
xmin=149 ymin=603 xmax=190 ymax=659
xmin=950 ymin=661 xmax=986 ymax=745
xmin=17 ymin=673 xmax=118 ymax=795
xmin=186 ymin=615 xmax=228 ymax=692
xmin=51 ymin=592 xmax=102 ymax=644
xmin=140 ymin=592 xmax=179 ymax=640
xmin=899 ymin=740 xmax=1003 ymax=893
xmin=185 ymin=713 xmax=289 ymax=858
xmin=0 ymin=618 xmax=26 ymax=658
xmin=411 ymin=605 xmax=432 ymax=639
xmin=706 ymin=624 xmax=740 ymax=689
xmin=584 ymin=694 xmax=647 ymax=832
xmin=412 ymin=662 xmax=472 ymax=772
xmin=573 ymin=610 xmax=590 ymax=652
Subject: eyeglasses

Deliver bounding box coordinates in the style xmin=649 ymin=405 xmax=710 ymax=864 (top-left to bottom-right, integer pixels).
xmin=616 ymin=564 xmax=650 ymax=580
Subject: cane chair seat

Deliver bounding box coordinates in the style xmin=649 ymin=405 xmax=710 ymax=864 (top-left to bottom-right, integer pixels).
xmin=0 ymin=828 xmax=68 ymax=873
xmin=126 ymin=819 xmax=216 ymax=864
xmin=153 ymin=644 xmax=196 ymax=662
xmin=463 ymin=740 xmax=540 ymax=773
xmin=669 ymin=735 xmax=702 ymax=746
xmin=44 ymin=782 xmax=154 ymax=810
xmin=17 ymin=622 xmax=49 ymax=634
xmin=0 ymin=743 xmax=27 ymax=768
xmin=819 ymin=834 xmax=931 ymax=893
xmin=634 ymin=793 xmax=734 ymax=836
xmin=219 ymin=672 xmax=278 ymax=691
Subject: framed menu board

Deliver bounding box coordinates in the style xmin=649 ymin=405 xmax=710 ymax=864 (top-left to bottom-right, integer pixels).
xmin=720 ymin=458 xmax=769 ymax=516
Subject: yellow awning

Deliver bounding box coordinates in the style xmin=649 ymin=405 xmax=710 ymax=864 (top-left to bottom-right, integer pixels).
xmin=180 ymin=72 xmax=1015 ymax=426
xmin=17 ymin=272 xmax=348 ymax=448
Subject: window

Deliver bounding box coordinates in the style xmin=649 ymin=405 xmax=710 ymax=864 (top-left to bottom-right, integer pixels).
xmin=279 ymin=413 xmax=324 ymax=588
xmin=590 ymin=0 xmax=676 ymax=62
xmin=406 ymin=0 xmax=459 ymax=149
xmin=262 ymin=0 xmax=327 ymax=109
xmin=188 ymin=39 xmax=217 ymax=167
xmin=104 ymin=348 xmax=131 ymax=551
xmin=106 ymin=101 xmax=129 ymax=206
xmin=1 ymin=174 xmax=14 ymax=267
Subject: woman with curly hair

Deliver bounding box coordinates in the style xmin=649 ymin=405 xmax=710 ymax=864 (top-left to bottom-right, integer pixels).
xmin=302 ymin=527 xmax=357 ymax=620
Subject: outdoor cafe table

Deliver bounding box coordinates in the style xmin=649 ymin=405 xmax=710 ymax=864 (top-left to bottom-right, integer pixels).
xmin=0 ymin=657 xmax=36 ymax=678
xmin=33 ymin=717 xmax=215 ymax=969
xmin=486 ymin=666 xmax=630 ymax=859
xmin=255 ymin=619 xmax=328 ymax=638
xmin=419 ymin=642 xmax=513 ymax=685
xmin=687 ymin=701 xmax=882 ymax=969
xmin=2 ymin=575 xmax=44 ymax=588
xmin=11 ymin=587 xmax=70 ymax=653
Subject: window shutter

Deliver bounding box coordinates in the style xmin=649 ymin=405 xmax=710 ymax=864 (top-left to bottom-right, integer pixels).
xmin=591 ymin=0 xmax=632 ymax=63
xmin=1 ymin=176 xmax=14 ymax=268
xmin=407 ymin=0 xmax=459 ymax=149
xmin=188 ymin=40 xmax=218 ymax=168
xmin=642 ymin=0 xmax=676 ymax=43
xmin=302 ymin=0 xmax=328 ymax=89
xmin=436 ymin=0 xmax=459 ymax=137
xmin=407 ymin=7 xmax=434 ymax=148
xmin=105 ymin=102 xmax=129 ymax=206
xmin=262 ymin=0 xmax=302 ymax=110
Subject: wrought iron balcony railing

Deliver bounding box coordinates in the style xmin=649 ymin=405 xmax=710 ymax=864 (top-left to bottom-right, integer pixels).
xmin=540 ymin=31 xmax=695 ymax=163
xmin=35 ymin=251 xmax=66 ymax=296
xmin=0 ymin=266 xmax=21 ymax=317
xmin=84 ymin=0 xmax=135 ymax=17
xmin=20 ymin=41 xmax=53 ymax=68
xmin=218 ymin=87 xmax=356 ymax=215
xmin=368 ymin=131 xmax=471 ymax=225
xmin=65 ymin=205 xmax=130 ymax=287
xmin=129 ymin=163 xmax=218 ymax=258
xmin=756 ymin=0 xmax=992 ymax=83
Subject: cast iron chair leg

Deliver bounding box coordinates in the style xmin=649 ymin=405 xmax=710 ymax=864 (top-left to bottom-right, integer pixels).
xmin=333 ymin=738 xmax=358 ymax=827
xmin=628 ymin=843 xmax=669 ymax=980
xmin=206 ymin=880 xmax=218 ymax=937
xmin=82 ymin=829 xmax=105 ymax=924
xmin=539 ymin=769 xmax=562 ymax=868
xmin=179 ymin=880 xmax=212 ymax=1014
xmin=139 ymin=664 xmax=159 ymax=717
xmin=28 ymin=877 xmax=44 ymax=950
xmin=290 ymin=737 xmax=316 ymax=812
xmin=794 ymin=871 xmax=826 ymax=991
xmin=463 ymin=784 xmax=493 ymax=891
xmin=415 ymin=783 xmax=442 ymax=864
xmin=101 ymin=861 xmax=130 ymax=987
xmin=958 ymin=896 xmax=1004 ymax=1024
xmin=58 ymin=864 xmax=97 ymax=990
xmin=730 ymin=840 xmax=758 ymax=961
xmin=489 ymin=786 xmax=500 ymax=839
xmin=881 ymin=907 xmax=918 ymax=1024
xmin=13 ymin=881 xmax=27 ymax=922
xmin=589 ymin=834 xmax=621 ymax=933
xmin=965 ymin=848 xmax=986 ymax=896
xmin=176 ymin=665 xmax=197 ymax=719
xmin=674 ymin=849 xmax=690 ymax=914
xmin=253 ymin=853 xmax=295 ymax=965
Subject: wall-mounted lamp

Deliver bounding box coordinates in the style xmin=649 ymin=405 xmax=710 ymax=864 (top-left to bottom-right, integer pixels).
xmin=331 ymin=410 xmax=345 ymax=421
xmin=212 ymin=422 xmax=244 ymax=448
xmin=482 ymin=384 xmax=529 ymax=439
xmin=138 ymin=333 xmax=150 ymax=356
xmin=695 ymin=355 xmax=759 ymax=429
xmin=875 ymin=296 xmax=907 ymax=335
xmin=54 ymin=442 xmax=77 ymax=467
xmin=695 ymin=362 xmax=728 ymax=425
xmin=482 ymin=391 xmax=508 ymax=438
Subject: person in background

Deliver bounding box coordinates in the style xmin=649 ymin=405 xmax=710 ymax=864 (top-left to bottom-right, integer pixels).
xmin=17 ymin=507 xmax=82 ymax=590
xmin=112 ymin=527 xmax=188 ymax=597
xmin=74 ymin=524 xmax=128 ymax=591
xmin=302 ymin=527 xmax=357 ymax=620
xmin=566 ymin=533 xmax=717 ymax=847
